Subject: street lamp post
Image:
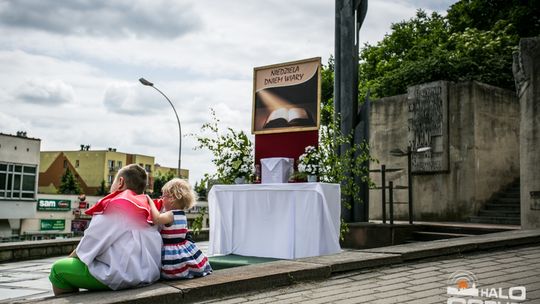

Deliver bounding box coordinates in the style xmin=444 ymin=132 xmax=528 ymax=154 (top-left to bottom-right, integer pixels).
xmin=389 ymin=146 xmax=431 ymax=224
xmin=139 ymin=78 xmax=182 ymax=178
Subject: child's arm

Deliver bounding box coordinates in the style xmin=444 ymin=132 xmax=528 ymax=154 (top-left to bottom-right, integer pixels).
xmin=146 ymin=196 xmax=174 ymax=225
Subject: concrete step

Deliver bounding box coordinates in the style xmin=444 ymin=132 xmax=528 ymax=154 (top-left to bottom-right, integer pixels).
xmin=493 ymin=197 xmax=521 ymax=204
xmin=499 ymin=191 xmax=520 ymax=199
xmin=469 ymin=216 xmax=520 ymax=225
xmin=485 ymin=203 xmax=520 ymax=210
xmin=416 ymin=223 xmax=516 ymax=235
xmin=412 ymin=231 xmax=473 ymax=242
xmin=479 ymin=209 xmax=520 ymax=217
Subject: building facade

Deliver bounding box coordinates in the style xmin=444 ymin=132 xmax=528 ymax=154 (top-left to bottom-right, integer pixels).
xmin=39 ymin=148 xmax=156 ymax=195
xmin=154 ymin=163 xmax=189 ymax=180
xmin=0 ymin=132 xmax=41 ymax=240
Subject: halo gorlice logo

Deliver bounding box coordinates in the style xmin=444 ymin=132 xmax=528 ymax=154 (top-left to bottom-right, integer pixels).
xmin=446 ymin=270 xmax=526 ymax=304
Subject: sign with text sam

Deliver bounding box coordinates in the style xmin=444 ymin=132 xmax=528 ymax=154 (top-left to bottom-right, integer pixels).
xmin=252 ymin=57 xmax=321 ymax=134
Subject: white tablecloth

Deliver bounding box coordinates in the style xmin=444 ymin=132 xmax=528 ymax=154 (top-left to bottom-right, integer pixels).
xmin=208 ymin=183 xmax=341 ymax=259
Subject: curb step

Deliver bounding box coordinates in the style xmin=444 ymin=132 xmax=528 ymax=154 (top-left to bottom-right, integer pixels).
xmin=412 ymin=231 xmax=474 ymax=242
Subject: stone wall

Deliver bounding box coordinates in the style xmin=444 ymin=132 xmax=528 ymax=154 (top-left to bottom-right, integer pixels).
xmin=514 ymin=37 xmax=540 ymax=229
xmin=369 ymin=81 xmax=519 ymax=221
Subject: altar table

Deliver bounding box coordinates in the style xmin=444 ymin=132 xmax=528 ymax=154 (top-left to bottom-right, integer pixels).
xmin=208 ymin=183 xmax=341 ymax=259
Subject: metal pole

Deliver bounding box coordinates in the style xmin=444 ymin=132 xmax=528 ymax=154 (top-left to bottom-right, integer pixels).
xmin=381 ymin=164 xmax=386 ymax=224
xmin=151 ymin=86 xmax=182 ymax=178
xmin=389 ymin=181 xmax=394 ymax=225
xmin=407 ymin=146 xmax=413 ymax=224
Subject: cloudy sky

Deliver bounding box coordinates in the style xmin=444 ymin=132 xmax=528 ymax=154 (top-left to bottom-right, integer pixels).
xmin=0 ymin=0 xmax=456 ymax=185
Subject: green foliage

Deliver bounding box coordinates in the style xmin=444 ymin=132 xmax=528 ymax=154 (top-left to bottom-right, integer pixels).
xmin=447 ymin=0 xmax=540 ymax=38
xmin=96 ymin=180 xmax=108 ymax=196
xmin=317 ymin=112 xmax=376 ymax=210
xmin=194 ymin=178 xmax=208 ymax=200
xmin=321 ymin=56 xmax=334 ymax=126
xmin=192 ymin=108 xmax=254 ymax=184
xmin=151 ymin=170 xmax=175 ymax=198
xmin=358 ymin=0 xmax=540 ymax=100
xmin=191 ymin=206 xmax=207 ymax=235
xmin=58 ymin=168 xmax=82 ymax=194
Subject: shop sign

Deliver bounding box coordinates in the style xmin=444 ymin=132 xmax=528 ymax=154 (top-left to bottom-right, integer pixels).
xmin=37 ymin=199 xmax=71 ymax=211
xmin=40 ymin=219 xmax=66 ymax=231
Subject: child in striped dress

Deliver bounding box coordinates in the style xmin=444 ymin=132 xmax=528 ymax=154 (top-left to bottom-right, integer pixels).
xmin=147 ymin=178 xmax=212 ymax=279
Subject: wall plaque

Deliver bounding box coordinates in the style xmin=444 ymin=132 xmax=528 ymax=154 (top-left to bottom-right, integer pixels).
xmin=407 ymin=81 xmax=449 ymax=173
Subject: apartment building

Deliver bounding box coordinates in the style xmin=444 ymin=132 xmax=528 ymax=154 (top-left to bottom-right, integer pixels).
xmin=39 ymin=147 xmax=156 ymax=195
xmin=0 ymin=132 xmax=41 ymax=239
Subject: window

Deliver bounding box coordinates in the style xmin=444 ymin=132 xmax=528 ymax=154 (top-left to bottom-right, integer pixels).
xmin=145 ymin=164 xmax=151 ymax=172
xmin=117 ymin=161 xmax=122 ymax=168
xmin=108 ymin=175 xmax=114 ymax=185
xmin=76 ymin=160 xmax=80 ymax=168
xmin=0 ymin=162 xmax=37 ymax=200
xmin=63 ymin=160 xmax=67 ymax=168
xmin=108 ymin=160 xmax=115 ymax=171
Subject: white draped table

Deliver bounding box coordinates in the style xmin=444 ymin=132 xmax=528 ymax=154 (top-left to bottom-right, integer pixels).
xmin=208 ymin=183 xmax=341 ymax=259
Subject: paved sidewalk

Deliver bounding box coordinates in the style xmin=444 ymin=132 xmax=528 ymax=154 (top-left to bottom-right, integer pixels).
xmin=2 ymin=229 xmax=540 ymax=303
xmin=200 ymin=245 xmax=540 ymax=304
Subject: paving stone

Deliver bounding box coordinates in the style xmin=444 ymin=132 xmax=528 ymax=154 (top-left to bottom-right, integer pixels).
xmin=405 ymin=282 xmax=444 ymax=292
xmin=408 ymin=266 xmax=440 ymax=274
xmin=372 ymin=288 xmax=410 ymax=299
xmin=506 ymin=274 xmax=540 ymax=286
xmin=407 ymin=287 xmax=445 ymax=299
xmin=373 ymin=282 xmax=411 ymax=292
xmin=373 ymin=277 xmax=410 ymax=287
xmin=333 ymin=294 xmax=379 ymax=304
xmin=377 ymin=271 xmax=414 ymax=280
xmin=370 ymin=295 xmax=416 ymax=304
xmin=408 ymin=270 xmax=444 ymax=280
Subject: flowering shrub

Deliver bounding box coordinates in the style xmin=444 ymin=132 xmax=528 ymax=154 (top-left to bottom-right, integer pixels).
xmin=298 ymin=146 xmax=321 ymax=175
xmin=192 ymin=109 xmax=254 ymax=184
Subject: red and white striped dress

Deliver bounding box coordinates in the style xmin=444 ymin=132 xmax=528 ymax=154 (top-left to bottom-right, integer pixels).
xmin=160 ymin=210 xmax=212 ymax=279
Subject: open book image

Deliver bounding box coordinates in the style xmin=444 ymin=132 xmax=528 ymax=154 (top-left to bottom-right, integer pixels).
xmin=263 ymin=107 xmax=315 ymax=129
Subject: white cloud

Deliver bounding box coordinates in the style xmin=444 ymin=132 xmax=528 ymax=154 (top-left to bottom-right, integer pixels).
xmin=16 ymin=79 xmax=75 ymax=105
xmin=0 ymin=0 xmax=201 ymax=39
xmin=103 ymin=82 xmax=169 ymax=115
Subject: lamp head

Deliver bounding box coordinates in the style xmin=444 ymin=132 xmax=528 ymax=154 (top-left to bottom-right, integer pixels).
xmin=416 ymin=146 xmax=432 ymax=153
xmin=139 ymin=78 xmax=154 ymax=86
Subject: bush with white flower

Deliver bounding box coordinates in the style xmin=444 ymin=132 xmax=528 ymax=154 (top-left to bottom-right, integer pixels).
xmin=298 ymin=145 xmax=322 ymax=176
xmin=192 ymin=109 xmax=254 ymax=184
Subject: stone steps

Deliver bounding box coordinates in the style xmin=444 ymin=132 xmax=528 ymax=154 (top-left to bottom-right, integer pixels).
xmin=469 ymin=179 xmax=520 ymax=225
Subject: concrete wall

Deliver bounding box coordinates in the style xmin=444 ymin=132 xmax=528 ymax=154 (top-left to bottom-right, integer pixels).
xmin=369 ymin=81 xmax=519 ymax=221
xmin=514 ymin=37 xmax=540 ymax=229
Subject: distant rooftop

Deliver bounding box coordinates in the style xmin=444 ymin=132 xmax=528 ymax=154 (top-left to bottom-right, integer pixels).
xmin=0 ymin=131 xmax=41 ymax=141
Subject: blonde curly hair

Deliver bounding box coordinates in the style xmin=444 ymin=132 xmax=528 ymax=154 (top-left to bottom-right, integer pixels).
xmin=161 ymin=178 xmax=197 ymax=210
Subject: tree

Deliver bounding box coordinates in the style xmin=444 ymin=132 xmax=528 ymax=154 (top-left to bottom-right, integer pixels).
xmin=321 ymin=56 xmax=334 ymax=126
xmin=96 ymin=180 xmax=108 ymax=196
xmin=194 ymin=179 xmax=208 ymax=201
xmin=151 ymin=170 xmax=175 ymax=198
xmin=357 ymin=0 xmax=540 ymax=101
xmin=58 ymin=168 xmax=82 ymax=194
xmin=447 ymin=0 xmax=540 ymax=39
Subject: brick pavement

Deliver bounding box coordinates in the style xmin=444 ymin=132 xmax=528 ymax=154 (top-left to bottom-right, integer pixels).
xmin=199 ymin=245 xmax=540 ymax=304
